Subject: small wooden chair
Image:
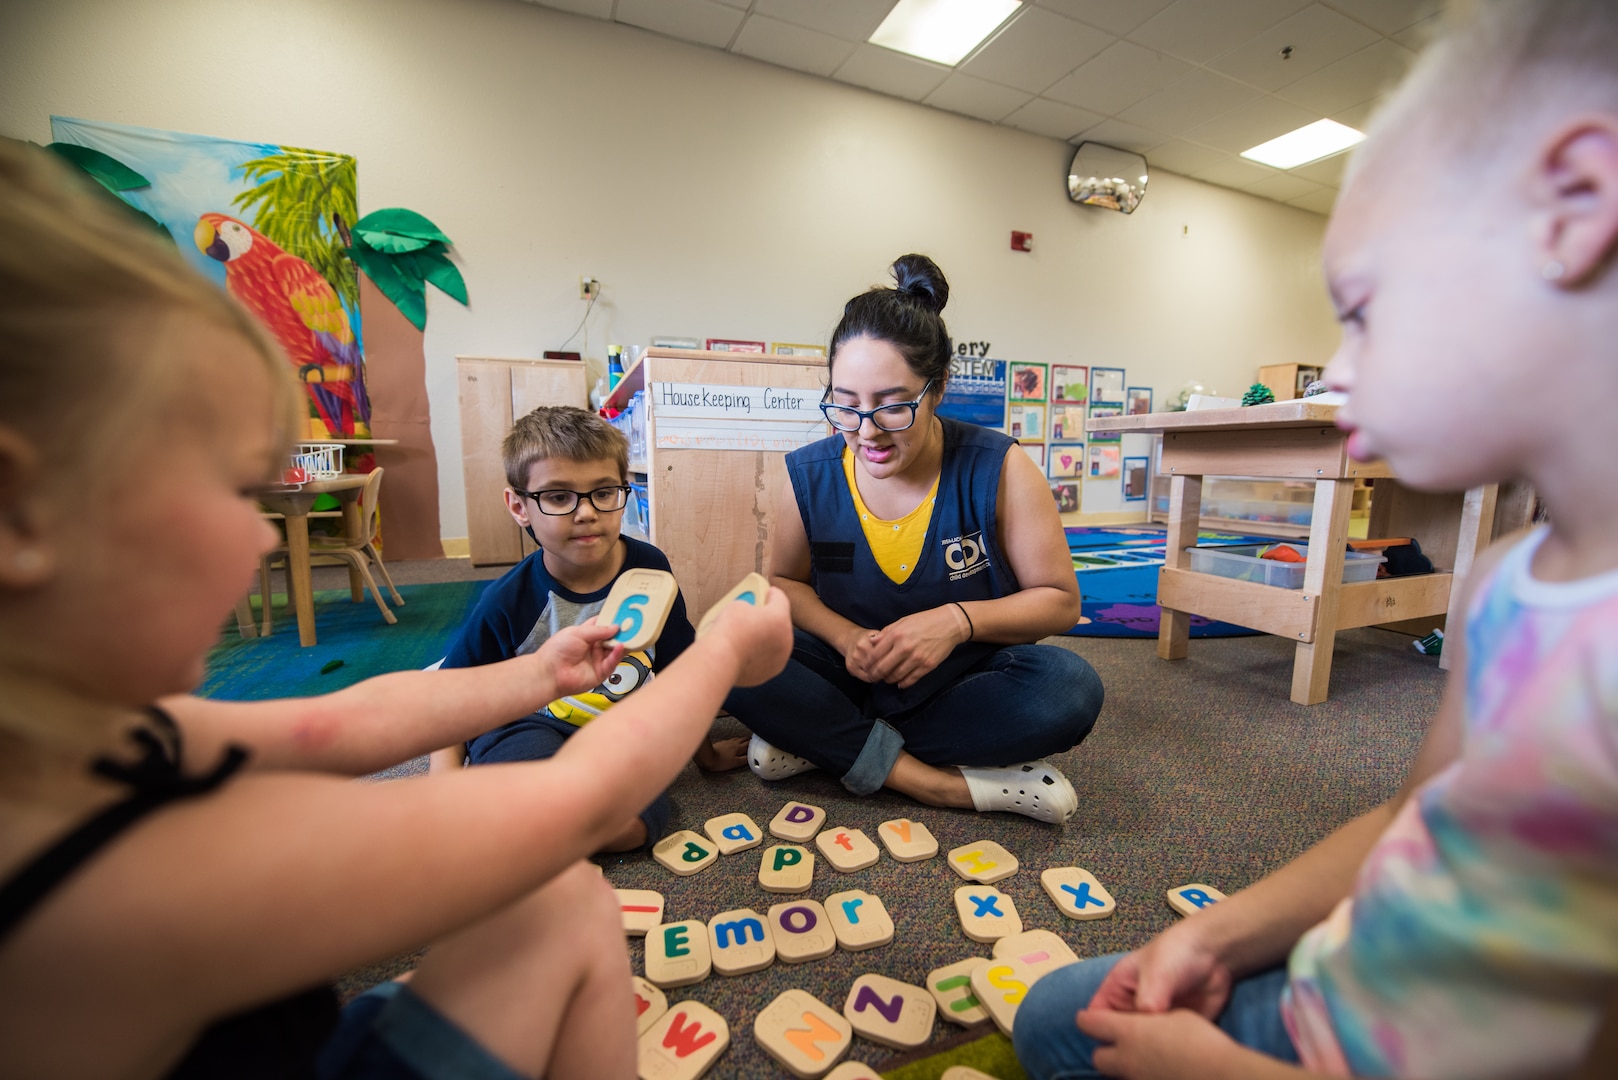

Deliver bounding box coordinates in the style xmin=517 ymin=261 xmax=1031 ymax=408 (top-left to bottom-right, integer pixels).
xmin=259 ymin=467 xmax=404 ymax=635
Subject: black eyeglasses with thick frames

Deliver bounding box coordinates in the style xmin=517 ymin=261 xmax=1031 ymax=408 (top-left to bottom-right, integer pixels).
xmin=514 ymin=485 xmax=632 ymax=516
xmin=820 ymin=379 xmax=935 ymax=433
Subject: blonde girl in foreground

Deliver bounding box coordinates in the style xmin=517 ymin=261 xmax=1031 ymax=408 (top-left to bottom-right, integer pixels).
xmin=1014 ymin=2 xmax=1618 ymax=1078
xmin=0 ymin=140 xmax=792 ymax=1079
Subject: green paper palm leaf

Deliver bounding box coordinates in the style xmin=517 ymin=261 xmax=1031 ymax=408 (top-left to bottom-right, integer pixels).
xmin=345 ymin=209 xmax=466 ymax=330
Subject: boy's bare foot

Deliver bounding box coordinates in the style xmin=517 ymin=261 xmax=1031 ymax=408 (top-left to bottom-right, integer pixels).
xmin=694 ymin=736 xmax=749 ymax=771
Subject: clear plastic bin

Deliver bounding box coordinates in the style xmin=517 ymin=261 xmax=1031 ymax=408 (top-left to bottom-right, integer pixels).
xmin=1185 ymin=543 xmax=1385 ymax=589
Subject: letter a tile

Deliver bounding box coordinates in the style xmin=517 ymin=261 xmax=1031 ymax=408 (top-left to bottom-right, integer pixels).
xmin=633 ymin=975 xmax=668 ymax=1037
xmin=877 ymin=818 xmax=938 ymax=862
xmin=927 ymin=957 xmax=991 ymax=1026
xmin=707 ymin=908 xmax=775 ymax=976
xmin=947 ymin=840 xmax=1019 ymax=883
xmin=770 ymin=802 xmax=827 ymax=842
xmin=1167 ymin=883 xmax=1227 ymax=917
xmin=1041 ymin=866 xmax=1117 ymax=921
xmin=825 ymin=890 xmax=893 ymax=952
xmin=768 ymin=899 xmax=837 ymax=964
xmin=953 ymin=885 xmax=1022 ymax=943
xmin=753 ymin=988 xmax=852 ymax=1078
xmin=652 ymin=830 xmax=718 ymax=877
xmin=703 ymin=812 xmax=764 ymax=855
xmin=644 ymin=920 xmax=712 ymax=989
xmin=842 ymin=973 xmax=936 ymax=1049
xmin=814 ymin=826 xmax=880 ymax=872
xmin=759 ymin=844 xmax=815 ymax=894
xmin=637 ymin=1000 xmax=729 ymax=1080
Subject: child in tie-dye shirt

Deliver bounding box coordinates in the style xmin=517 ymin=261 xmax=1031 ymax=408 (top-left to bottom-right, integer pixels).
xmin=1014 ymin=2 xmax=1618 ymax=1077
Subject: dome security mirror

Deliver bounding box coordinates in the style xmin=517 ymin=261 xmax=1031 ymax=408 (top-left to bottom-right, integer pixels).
xmin=1067 ymin=142 xmax=1148 ymax=214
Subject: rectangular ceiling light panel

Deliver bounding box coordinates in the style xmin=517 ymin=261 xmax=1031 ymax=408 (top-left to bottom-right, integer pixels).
xmin=869 ymin=0 xmax=1022 ymax=66
xmin=1241 ymin=118 xmax=1366 ymax=169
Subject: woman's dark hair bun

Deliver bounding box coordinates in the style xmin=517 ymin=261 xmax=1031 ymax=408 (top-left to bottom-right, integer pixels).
xmin=890 ymin=253 xmax=948 ymax=315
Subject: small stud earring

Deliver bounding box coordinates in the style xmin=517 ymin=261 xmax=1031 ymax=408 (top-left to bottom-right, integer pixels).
xmin=13 ymin=549 xmax=44 ymax=573
xmin=1542 ymin=260 xmax=1566 ymax=281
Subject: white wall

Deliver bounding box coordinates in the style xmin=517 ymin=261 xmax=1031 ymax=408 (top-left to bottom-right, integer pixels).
xmin=1 ymin=0 xmax=1341 ymax=533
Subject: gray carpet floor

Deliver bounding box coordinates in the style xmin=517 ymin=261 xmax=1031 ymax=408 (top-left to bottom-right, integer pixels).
xmin=335 ymin=559 xmax=1442 ymax=1077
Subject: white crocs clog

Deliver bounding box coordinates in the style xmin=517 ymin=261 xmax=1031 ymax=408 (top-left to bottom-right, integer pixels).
xmin=959 ymin=759 xmax=1078 ymax=824
xmin=747 ymin=733 xmax=819 ymax=781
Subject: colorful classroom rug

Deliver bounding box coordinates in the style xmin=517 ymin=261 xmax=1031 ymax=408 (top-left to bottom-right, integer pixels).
xmin=201 ymin=581 xmax=491 ymax=701
xmin=1063 ymin=525 xmax=1280 ymax=639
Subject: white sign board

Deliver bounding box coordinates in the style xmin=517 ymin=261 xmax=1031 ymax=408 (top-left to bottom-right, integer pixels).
xmin=650 ymin=382 xmax=827 ymax=452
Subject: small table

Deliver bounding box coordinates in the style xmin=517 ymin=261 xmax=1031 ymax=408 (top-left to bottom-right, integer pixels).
xmin=257 ymin=474 xmax=369 ymax=647
xmin=1088 ymin=401 xmax=1497 ymax=705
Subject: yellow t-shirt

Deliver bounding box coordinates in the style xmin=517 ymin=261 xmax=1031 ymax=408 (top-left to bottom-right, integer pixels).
xmin=842 ymin=446 xmax=939 ymax=584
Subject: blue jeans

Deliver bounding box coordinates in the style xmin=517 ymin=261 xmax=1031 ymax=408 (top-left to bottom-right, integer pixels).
xmin=724 ymin=629 xmax=1103 ymax=795
xmin=317 ymin=981 xmax=523 ymax=1080
xmin=1013 ymin=953 xmax=1300 ymax=1080
xmin=467 ymin=711 xmax=672 ymax=848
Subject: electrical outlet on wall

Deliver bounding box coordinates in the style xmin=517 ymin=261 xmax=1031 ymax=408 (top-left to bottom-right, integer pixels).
xmin=579 ymin=276 xmax=601 ymax=300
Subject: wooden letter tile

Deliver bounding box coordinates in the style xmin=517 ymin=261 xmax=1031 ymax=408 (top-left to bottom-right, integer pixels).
xmin=927 ymin=957 xmax=991 ymax=1026
xmin=637 ymin=999 xmax=729 ymax=1080
xmin=758 ymin=844 xmax=815 ymax=894
xmin=707 ymin=908 xmax=775 ymax=976
xmin=825 ymin=1064 xmax=884 ymax=1080
xmin=941 ymin=1068 xmax=999 ymax=1080
xmin=768 ymin=899 xmax=838 ymax=964
xmin=825 ymin=889 xmax=893 ymax=952
xmin=617 ymin=888 xmax=666 ymax=936
xmin=644 ymin=920 xmax=712 ymax=989
xmin=842 ymin=973 xmax=937 ymax=1049
xmin=633 ymin=975 xmax=668 ymax=1037
xmin=953 ymin=885 xmax=1022 ymax=943
xmin=1041 ymin=866 xmax=1117 ymax=921
xmin=703 ymin=812 xmax=764 ymax=855
xmin=947 ymin=840 xmax=1019 ymax=883
xmin=1167 ymin=883 xmax=1227 ymax=917
xmin=696 ymin=572 xmax=770 ymax=638
xmin=769 ymin=801 xmax=827 ymax=842
xmin=877 ymin=818 xmax=938 ymax=862
xmin=969 ymin=957 xmax=1035 ymax=1035
xmin=814 ymin=826 xmax=880 ymax=872
xmin=753 ymin=988 xmax=852 ymax=1078
xmin=992 ymin=929 xmax=1079 ymax=983
xmin=653 ymin=830 xmax=718 ymax=877
xmin=596 ymin=567 xmax=678 ymax=653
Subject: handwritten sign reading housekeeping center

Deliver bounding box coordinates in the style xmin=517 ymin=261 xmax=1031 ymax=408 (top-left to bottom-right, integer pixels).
xmin=649 ymin=381 xmax=827 ymax=452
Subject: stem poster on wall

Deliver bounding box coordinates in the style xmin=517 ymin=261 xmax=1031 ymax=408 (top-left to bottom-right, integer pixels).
xmin=938 ymin=357 xmax=1007 ymax=429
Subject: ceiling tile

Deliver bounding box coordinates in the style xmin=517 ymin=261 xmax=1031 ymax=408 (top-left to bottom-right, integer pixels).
xmin=732 ymin=14 xmax=857 ymax=77
xmin=1070 ymin=117 xmax=1169 ymax=154
xmin=1129 ymin=0 xmax=1312 ymax=65
xmin=1002 ymin=97 xmax=1107 ymax=140
xmin=1116 ymin=68 xmax=1260 ymax=135
xmin=1207 ymin=4 xmax=1381 ymax=93
xmin=1243 ymin=173 xmax=1325 ymax=201
xmin=1287 ymin=187 xmax=1340 ymax=214
xmin=750 ymin=0 xmax=895 ymax=42
xmin=1181 ymin=95 xmax=1316 ymax=154
xmin=1290 ymin=151 xmax=1349 ymax=186
xmin=1142 ymin=138 xmax=1228 ymax=176
xmin=958 ymin=7 xmax=1115 ymax=95
xmin=1273 ymin=38 xmax=1413 ymax=115
xmin=1323 ymin=0 xmax=1443 ymax=35
xmin=834 ymin=44 xmax=951 ymax=101
xmin=1190 ymin=154 xmax=1281 ymax=189
xmin=1043 ymin=40 xmax=1190 ymax=116
xmin=615 ymin=0 xmax=745 ymax=49
xmin=1034 ymin=0 xmax=1176 ymax=37
xmin=924 ymin=74 xmax=1034 ymax=123
xmin=527 ymin=0 xmax=614 ymax=18
xmin=1391 ymin=12 xmax=1442 ymax=50
xmin=1332 ymin=97 xmax=1381 ymax=130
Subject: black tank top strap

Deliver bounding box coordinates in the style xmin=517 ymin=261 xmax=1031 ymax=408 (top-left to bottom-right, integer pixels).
xmin=0 ymin=706 xmax=249 ymax=941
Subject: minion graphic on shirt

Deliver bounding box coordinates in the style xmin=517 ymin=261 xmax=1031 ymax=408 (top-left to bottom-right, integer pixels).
xmin=544 ymin=650 xmax=654 ymax=726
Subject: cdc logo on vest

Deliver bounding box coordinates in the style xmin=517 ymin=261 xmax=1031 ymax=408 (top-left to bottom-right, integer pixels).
xmin=943 ymin=531 xmax=989 ymax=582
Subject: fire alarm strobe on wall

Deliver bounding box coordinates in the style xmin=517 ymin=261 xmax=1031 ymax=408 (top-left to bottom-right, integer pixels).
xmin=1010 ymin=231 xmax=1033 ymax=252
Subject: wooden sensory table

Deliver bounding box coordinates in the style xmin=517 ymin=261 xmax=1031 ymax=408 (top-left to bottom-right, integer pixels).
xmin=1088 ymin=400 xmax=1498 ymax=705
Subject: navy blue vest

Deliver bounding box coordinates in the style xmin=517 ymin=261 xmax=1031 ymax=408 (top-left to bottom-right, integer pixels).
xmin=788 ymin=417 xmax=1020 ymax=715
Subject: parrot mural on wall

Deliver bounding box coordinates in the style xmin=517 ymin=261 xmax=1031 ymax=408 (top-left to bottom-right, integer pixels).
xmin=195 ymin=212 xmax=371 ymax=438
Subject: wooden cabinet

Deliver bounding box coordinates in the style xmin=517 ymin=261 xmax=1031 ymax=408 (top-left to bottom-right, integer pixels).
xmin=457 ymin=356 xmax=588 ymax=565
xmin=1257 ymin=363 xmax=1323 ymax=401
xmin=605 ymin=348 xmax=827 ymax=616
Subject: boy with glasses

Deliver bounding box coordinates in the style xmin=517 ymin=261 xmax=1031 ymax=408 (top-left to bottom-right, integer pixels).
xmin=430 ymin=406 xmax=748 ymax=851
